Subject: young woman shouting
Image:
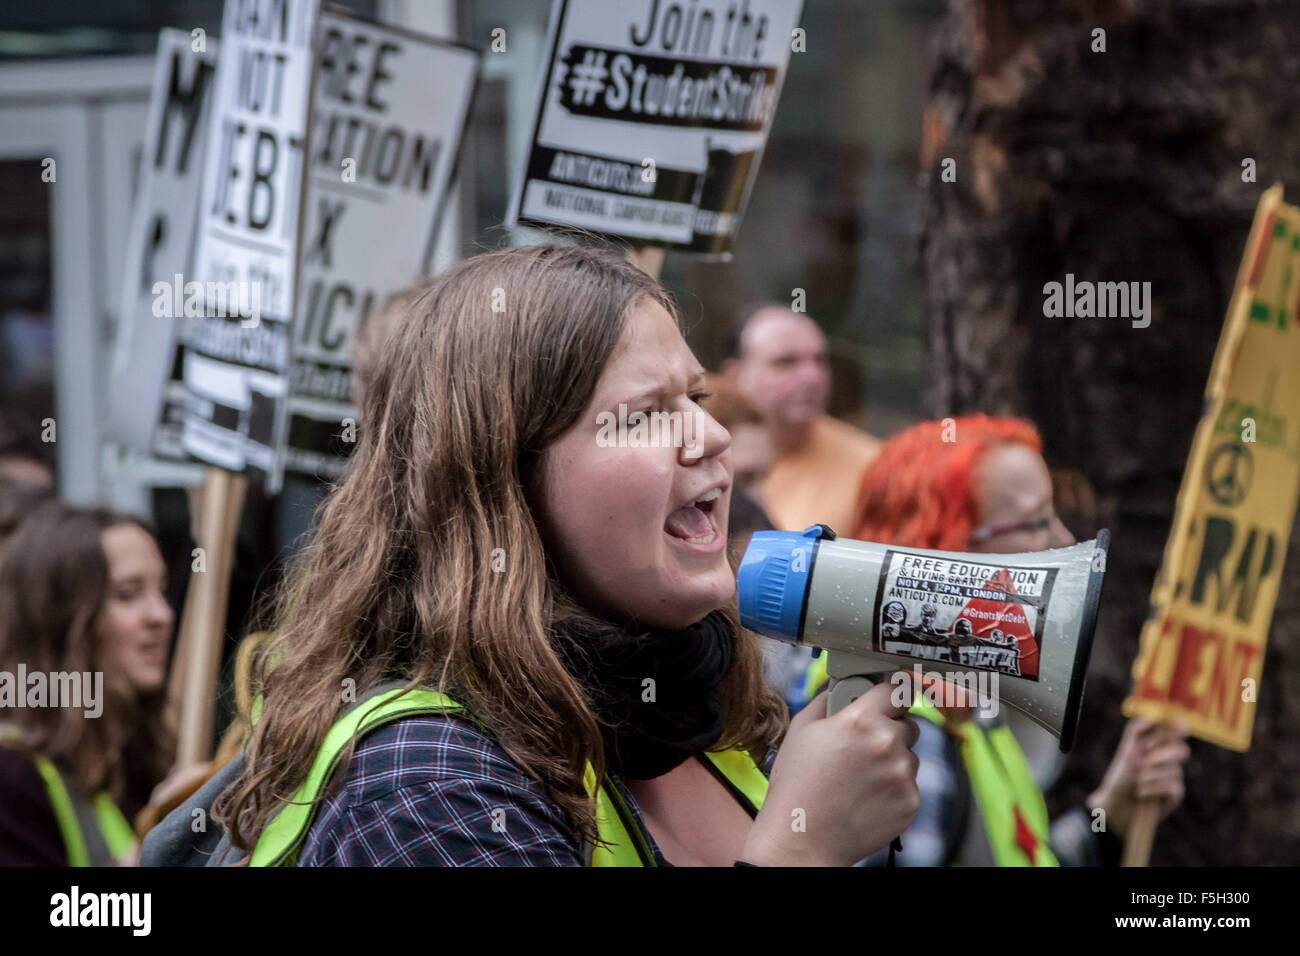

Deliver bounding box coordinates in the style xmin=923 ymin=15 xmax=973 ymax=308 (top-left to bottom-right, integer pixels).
xmin=207 ymin=245 xmax=919 ymax=867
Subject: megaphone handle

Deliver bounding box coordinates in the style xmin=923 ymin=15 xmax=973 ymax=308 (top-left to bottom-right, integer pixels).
xmin=825 ymin=673 xmax=908 ymax=866
xmin=824 ymin=671 xmax=894 ymax=716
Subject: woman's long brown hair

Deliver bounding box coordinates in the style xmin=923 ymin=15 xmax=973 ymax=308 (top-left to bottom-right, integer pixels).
xmin=0 ymin=501 xmax=173 ymax=803
xmin=216 ymin=244 xmax=788 ymax=853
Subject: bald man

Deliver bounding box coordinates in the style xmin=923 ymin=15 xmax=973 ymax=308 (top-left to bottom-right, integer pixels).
xmin=722 ymin=305 xmax=881 ymax=534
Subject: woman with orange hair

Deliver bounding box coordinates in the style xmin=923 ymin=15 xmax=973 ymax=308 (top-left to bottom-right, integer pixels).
xmin=852 ymin=415 xmax=1069 ymax=554
xmin=815 ymin=414 xmax=1189 ymax=865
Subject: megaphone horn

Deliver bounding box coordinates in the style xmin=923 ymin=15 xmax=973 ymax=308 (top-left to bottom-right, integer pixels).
xmin=737 ymin=524 xmax=1109 ymax=752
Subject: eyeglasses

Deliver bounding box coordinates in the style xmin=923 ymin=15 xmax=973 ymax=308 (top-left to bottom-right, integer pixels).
xmin=969 ymin=516 xmax=1054 ymax=544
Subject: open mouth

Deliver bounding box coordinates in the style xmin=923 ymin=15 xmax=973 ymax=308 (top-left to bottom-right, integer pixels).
xmin=664 ymin=487 xmax=722 ymax=545
xmin=137 ymin=641 xmax=168 ymax=665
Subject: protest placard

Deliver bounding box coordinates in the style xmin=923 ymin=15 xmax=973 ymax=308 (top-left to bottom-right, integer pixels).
xmin=181 ymin=0 xmax=318 ymax=491
xmin=507 ymin=0 xmax=804 ymax=257
xmin=107 ymin=30 xmax=218 ymax=462
xmin=285 ymin=12 xmax=478 ymax=480
xmin=1124 ymin=184 xmax=1300 ymax=751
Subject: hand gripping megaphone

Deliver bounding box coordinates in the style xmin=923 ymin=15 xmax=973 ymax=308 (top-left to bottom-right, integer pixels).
xmin=738 ymin=525 xmax=1109 ymax=751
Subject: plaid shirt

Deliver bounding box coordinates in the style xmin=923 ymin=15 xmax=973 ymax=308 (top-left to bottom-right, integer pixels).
xmin=298 ymin=714 xmax=693 ymax=866
xmin=296 ymin=707 xmax=1114 ymax=867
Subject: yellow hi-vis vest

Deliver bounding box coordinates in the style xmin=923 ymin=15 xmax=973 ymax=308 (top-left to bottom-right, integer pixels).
xmin=249 ymin=686 xmax=768 ymax=867
xmin=802 ymin=654 xmax=1057 ymax=866
xmin=0 ymin=723 xmax=135 ymax=866
xmin=31 ymin=754 xmax=135 ymax=866
xmin=910 ymin=700 xmax=1058 ymax=867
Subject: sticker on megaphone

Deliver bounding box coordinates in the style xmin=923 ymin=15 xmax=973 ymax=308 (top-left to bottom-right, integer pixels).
xmin=737 ymin=524 xmax=1110 ymax=752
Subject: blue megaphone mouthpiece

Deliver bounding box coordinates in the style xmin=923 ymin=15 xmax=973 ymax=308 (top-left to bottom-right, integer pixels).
xmin=737 ymin=525 xmax=836 ymax=643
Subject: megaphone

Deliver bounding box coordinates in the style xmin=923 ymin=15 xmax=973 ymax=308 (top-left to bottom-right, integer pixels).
xmin=738 ymin=524 xmax=1109 ymax=751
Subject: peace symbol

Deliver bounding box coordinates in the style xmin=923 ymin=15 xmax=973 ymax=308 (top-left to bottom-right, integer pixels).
xmin=1205 ymin=442 xmax=1252 ymax=507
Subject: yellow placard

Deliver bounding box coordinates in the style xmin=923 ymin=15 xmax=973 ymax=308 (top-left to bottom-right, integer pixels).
xmin=1124 ymin=184 xmax=1300 ymax=751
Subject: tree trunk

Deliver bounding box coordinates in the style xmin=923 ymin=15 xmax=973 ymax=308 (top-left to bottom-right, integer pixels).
xmin=920 ymin=0 xmax=1300 ymax=864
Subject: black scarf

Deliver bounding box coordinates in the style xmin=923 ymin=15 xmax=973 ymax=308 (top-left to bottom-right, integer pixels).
xmin=555 ymin=610 xmax=733 ymax=780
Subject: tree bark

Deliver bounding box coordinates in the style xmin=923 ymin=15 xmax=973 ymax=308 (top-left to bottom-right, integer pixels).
xmin=920 ymin=0 xmax=1300 ymax=864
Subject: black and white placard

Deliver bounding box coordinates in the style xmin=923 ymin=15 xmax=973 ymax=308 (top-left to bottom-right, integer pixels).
xmin=284 ymin=12 xmax=478 ymax=480
xmin=181 ymin=0 xmax=318 ymax=490
xmin=507 ymin=0 xmax=804 ymax=257
xmin=107 ymin=30 xmax=219 ymax=461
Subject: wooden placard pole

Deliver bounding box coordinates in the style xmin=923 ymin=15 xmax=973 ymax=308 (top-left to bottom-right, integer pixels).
xmin=1121 ymin=798 xmax=1160 ymax=867
xmin=163 ymin=574 xmax=199 ymax=737
xmin=172 ymin=466 xmax=247 ymax=768
xmin=139 ymin=466 xmax=246 ymax=838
